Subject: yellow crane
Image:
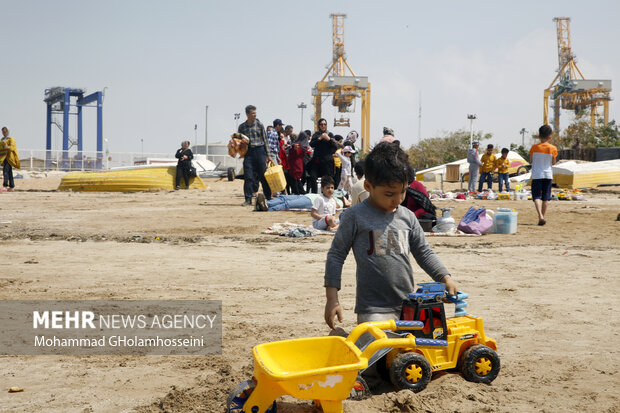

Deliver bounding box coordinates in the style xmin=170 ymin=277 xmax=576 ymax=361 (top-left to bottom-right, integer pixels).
xmin=543 ymin=17 xmax=612 ymax=133
xmin=312 ymin=13 xmax=371 ymax=152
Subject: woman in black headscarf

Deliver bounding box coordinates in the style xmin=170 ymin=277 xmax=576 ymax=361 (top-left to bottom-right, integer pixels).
xmin=175 ymin=140 xmax=193 ymax=189
xmin=308 ymin=118 xmax=340 ymax=193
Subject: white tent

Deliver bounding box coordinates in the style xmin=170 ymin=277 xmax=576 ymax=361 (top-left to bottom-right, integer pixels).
xmin=553 ymin=160 xmax=620 ymax=188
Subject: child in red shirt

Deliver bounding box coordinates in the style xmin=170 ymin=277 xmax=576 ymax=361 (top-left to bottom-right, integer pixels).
xmin=287 ymin=132 xmax=308 ymax=195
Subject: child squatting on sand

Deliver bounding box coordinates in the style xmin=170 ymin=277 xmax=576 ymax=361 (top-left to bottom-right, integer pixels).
xmin=311 ymin=175 xmax=340 ymax=231
xmin=324 ymin=142 xmax=458 ymax=328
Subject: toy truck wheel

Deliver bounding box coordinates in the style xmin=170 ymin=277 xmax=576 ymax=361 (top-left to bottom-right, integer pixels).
xmin=348 ymin=374 xmax=371 ymax=400
xmin=389 ymin=352 xmax=432 ymax=393
xmin=459 ymin=345 xmax=500 ymax=384
xmin=435 ymin=294 xmax=443 ymax=302
xmin=226 ymin=379 xmax=277 ymax=413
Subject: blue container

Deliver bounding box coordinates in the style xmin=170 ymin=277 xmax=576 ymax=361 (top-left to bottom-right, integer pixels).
xmin=494 ymin=208 xmax=518 ymax=234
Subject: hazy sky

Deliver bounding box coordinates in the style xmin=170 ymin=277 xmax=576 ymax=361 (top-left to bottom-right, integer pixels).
xmin=2 ymin=0 xmax=618 ymax=155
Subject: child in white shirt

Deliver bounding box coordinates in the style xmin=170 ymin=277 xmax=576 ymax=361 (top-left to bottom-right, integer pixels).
xmin=311 ymin=175 xmax=339 ymax=231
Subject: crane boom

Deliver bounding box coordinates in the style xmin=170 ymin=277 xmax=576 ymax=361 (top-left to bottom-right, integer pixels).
xmin=312 ymin=14 xmax=371 ymax=152
xmin=543 ymin=17 xmax=611 ymax=133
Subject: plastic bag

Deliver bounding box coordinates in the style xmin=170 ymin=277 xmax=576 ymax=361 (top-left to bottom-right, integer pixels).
xmin=457 ymin=206 xmax=493 ymax=235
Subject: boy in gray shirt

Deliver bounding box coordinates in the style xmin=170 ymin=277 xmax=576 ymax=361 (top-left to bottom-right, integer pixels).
xmin=324 ymin=143 xmax=457 ymax=329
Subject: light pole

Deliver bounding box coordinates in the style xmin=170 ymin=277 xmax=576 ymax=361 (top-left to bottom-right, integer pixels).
xmin=140 ymin=138 xmax=143 ymax=157
xmin=205 ymin=105 xmax=209 ymax=157
xmin=234 ymin=113 xmax=240 ymax=129
xmin=520 ymin=128 xmax=528 ymax=148
xmin=194 ymin=124 xmax=197 ymax=147
xmin=297 ymin=102 xmax=307 ymax=131
xmin=467 ymin=114 xmax=477 ymax=147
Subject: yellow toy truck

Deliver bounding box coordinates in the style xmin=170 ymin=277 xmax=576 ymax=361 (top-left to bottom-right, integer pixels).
xmin=366 ymin=286 xmax=500 ymax=393
xmin=227 ymin=284 xmax=500 ymax=412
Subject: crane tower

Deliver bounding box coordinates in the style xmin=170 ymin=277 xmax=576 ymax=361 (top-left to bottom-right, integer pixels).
xmin=543 ymin=17 xmax=612 ymax=133
xmin=312 ymin=14 xmax=371 ymax=152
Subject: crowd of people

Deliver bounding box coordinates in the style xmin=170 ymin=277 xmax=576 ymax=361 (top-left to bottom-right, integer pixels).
xmin=235 ymin=105 xmax=443 ymax=232
xmin=235 ymin=106 xmax=559 ymax=229
xmin=467 ymin=141 xmax=513 ymax=193
xmin=235 ymin=105 xmax=365 ymax=206
xmin=466 ymin=126 xmax=558 ymax=224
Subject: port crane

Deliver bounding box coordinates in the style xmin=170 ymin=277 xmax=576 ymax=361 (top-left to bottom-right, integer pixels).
xmin=543 ymin=17 xmax=612 ymax=133
xmin=312 ymin=14 xmax=371 ymax=152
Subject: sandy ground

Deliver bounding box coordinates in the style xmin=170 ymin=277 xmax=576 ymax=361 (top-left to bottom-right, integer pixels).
xmin=0 ymin=175 xmax=619 ymax=413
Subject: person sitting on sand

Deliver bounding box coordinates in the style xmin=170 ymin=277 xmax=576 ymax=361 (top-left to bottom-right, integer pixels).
xmin=404 ymin=173 xmax=436 ymax=224
xmin=311 ymin=175 xmax=340 ymax=231
xmin=350 ymin=160 xmax=369 ymax=206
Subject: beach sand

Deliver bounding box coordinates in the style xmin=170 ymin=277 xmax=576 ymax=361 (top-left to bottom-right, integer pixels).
xmin=1 ymin=176 xmax=619 ymax=412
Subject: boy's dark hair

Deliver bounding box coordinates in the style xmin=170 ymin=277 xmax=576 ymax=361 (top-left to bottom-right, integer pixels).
xmin=487 ymin=144 xmax=494 ymax=149
xmin=285 ymin=125 xmax=293 ymax=131
xmin=501 ymin=148 xmax=509 ymax=154
xmin=539 ymin=124 xmax=553 ymax=138
xmin=320 ymin=175 xmax=335 ymax=187
xmin=354 ymin=160 xmax=365 ymax=177
xmin=304 ymin=129 xmax=312 ymax=137
xmin=364 ymin=142 xmax=411 ymax=186
xmin=245 ymin=105 xmax=256 ymax=114
xmin=334 ymin=134 xmax=343 ymax=142
xmin=408 ymin=164 xmax=416 ymax=185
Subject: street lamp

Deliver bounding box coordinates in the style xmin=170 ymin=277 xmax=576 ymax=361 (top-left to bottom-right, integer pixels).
xmin=234 ymin=113 xmax=240 ymax=129
xmin=297 ymin=102 xmax=307 ymax=131
xmin=140 ymin=138 xmax=143 ymax=157
xmin=194 ymin=124 xmax=197 ymax=147
xmin=205 ymin=105 xmax=209 ymax=156
xmin=467 ymin=114 xmax=477 ymax=147
xmin=520 ymin=128 xmax=528 ymax=148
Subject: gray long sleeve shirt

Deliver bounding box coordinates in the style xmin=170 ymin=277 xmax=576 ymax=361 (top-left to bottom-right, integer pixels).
xmin=467 ymin=148 xmax=482 ymax=166
xmin=325 ymin=200 xmax=450 ymax=314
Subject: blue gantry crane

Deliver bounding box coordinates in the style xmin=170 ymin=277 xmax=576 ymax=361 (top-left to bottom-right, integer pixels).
xmin=44 ymin=87 xmax=104 ymax=169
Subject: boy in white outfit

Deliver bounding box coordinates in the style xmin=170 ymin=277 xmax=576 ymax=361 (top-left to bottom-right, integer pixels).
xmin=311 ymin=175 xmax=340 ymax=231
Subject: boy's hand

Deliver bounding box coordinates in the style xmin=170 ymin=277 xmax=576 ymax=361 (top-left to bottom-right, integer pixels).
xmin=325 ymin=287 xmax=342 ymax=329
xmin=324 ymin=300 xmax=343 ymax=329
xmin=442 ymin=274 xmax=458 ymax=296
